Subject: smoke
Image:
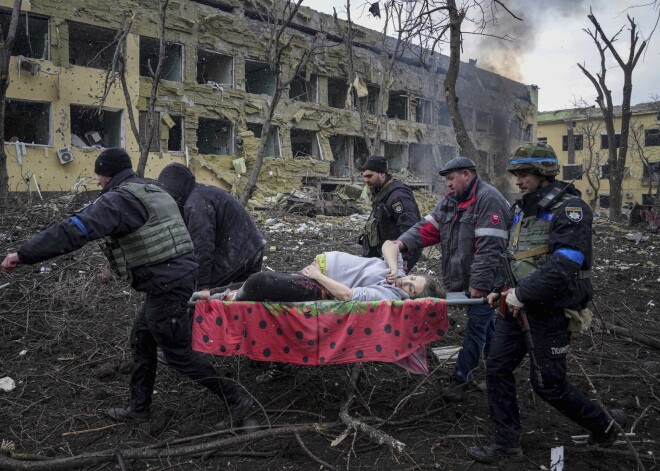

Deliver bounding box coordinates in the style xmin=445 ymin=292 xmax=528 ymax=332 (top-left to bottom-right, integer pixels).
xmin=469 ymin=0 xmax=601 ymax=81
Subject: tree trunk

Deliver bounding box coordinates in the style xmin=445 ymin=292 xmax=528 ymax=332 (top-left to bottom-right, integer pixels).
xmin=444 ymin=0 xmax=485 ymax=180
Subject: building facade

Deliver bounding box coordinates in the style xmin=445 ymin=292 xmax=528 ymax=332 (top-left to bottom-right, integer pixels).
xmin=538 ymin=102 xmax=660 ymax=210
xmin=3 ymin=0 xmax=537 ymax=197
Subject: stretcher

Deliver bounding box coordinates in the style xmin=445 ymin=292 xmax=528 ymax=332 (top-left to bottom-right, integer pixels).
xmin=191 ymin=293 xmax=485 ymax=375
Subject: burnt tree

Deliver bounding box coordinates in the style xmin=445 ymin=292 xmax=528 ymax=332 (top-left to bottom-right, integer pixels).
xmin=578 ymin=9 xmax=646 ymax=220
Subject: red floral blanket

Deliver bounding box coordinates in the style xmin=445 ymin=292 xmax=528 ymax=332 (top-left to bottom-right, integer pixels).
xmin=192 ymin=298 xmax=448 ymax=374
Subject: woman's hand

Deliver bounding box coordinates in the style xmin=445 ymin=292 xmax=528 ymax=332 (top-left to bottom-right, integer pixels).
xmin=385 ymin=270 xmax=397 ymax=285
xmin=301 ymin=260 xmax=322 ymax=280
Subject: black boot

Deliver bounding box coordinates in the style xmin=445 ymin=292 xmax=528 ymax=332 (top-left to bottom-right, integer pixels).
xmin=468 ymin=443 xmax=523 ymax=463
xmin=106 ymin=406 xmax=150 ymax=423
xmin=214 ymin=395 xmax=254 ymax=430
xmin=442 ymin=378 xmax=469 ymax=402
xmin=590 ymin=409 xmax=627 ymax=447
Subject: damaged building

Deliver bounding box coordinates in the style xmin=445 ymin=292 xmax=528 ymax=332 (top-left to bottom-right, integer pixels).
xmin=2 ymin=0 xmax=537 ymax=199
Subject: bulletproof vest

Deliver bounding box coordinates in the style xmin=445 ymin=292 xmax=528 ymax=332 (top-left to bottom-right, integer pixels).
xmin=508 ymin=193 xmax=589 ymax=281
xmin=105 ymin=182 xmax=193 ymax=281
xmin=364 ymin=179 xmax=414 ymax=247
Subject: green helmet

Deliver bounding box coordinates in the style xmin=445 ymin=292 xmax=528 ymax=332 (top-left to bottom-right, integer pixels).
xmin=507 ymin=142 xmax=560 ymax=177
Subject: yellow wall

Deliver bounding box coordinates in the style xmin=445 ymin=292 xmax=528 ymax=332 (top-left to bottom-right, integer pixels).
xmin=537 ymin=107 xmax=660 ymax=208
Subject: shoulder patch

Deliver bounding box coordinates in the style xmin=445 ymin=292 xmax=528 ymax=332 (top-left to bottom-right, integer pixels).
xmin=565 ymin=206 xmax=583 ymax=222
xmin=491 ymin=213 xmax=500 ymax=225
xmin=392 ymin=201 xmax=404 ymax=214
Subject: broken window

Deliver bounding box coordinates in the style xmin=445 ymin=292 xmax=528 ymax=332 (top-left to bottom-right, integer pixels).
xmin=289 ymin=75 xmax=316 ymax=102
xmin=246 ymin=123 xmax=280 ymax=158
xmin=599 ymin=194 xmax=610 ymax=209
xmin=329 ymin=135 xmax=350 ymax=177
xmin=197 ymin=118 xmax=233 ymax=155
xmin=197 ymin=50 xmax=233 ymax=86
xmin=327 ymin=78 xmax=347 ymax=109
xmin=70 ymin=105 xmax=122 ymax=148
xmin=645 ymin=128 xmax=660 ymax=147
xmin=476 ymin=111 xmax=490 ymax=132
xmin=139 ymin=37 xmax=183 ymax=81
xmin=290 ymin=129 xmax=321 ymax=159
xmin=68 ymin=22 xmax=116 ymax=69
xmin=408 ymin=143 xmax=433 ymax=178
xmin=437 ymin=101 xmax=451 ymax=126
xmin=387 ymin=92 xmax=408 ymax=120
xmin=562 ymin=134 xmax=583 ymax=151
xmin=138 ymin=111 xmax=160 ymax=152
xmin=245 ymin=60 xmax=276 ymax=96
xmin=600 ymin=163 xmax=610 ymax=180
xmin=4 ymin=99 xmax=50 ymax=145
xmin=384 ymin=143 xmax=405 ymax=171
xmin=367 ymin=84 xmax=380 ymax=115
xmin=353 ymin=137 xmax=369 ymax=171
xmin=0 ymin=9 xmax=49 ymax=59
xmin=415 ymin=98 xmax=432 ymax=124
xmin=601 ymin=133 xmax=621 ymax=149
xmin=562 ymin=164 xmax=583 ymax=180
xmin=538 ymin=137 xmax=548 ymax=144
xmin=167 ymin=115 xmax=184 ymax=152
xmin=643 ymin=161 xmax=660 ymax=181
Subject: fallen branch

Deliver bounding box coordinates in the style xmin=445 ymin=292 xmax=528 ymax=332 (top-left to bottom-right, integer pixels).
xmin=0 ymin=424 xmax=326 ymax=470
xmin=593 ymin=318 xmax=660 ymax=350
xmin=295 ymin=432 xmax=337 ymax=470
xmin=336 ymin=366 xmax=406 ymax=453
xmin=61 ymin=423 xmax=123 ymax=437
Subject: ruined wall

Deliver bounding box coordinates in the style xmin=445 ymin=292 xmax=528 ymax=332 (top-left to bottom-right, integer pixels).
xmin=3 ymin=0 xmax=537 ymax=198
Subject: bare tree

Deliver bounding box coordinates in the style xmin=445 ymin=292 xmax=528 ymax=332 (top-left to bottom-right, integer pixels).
xmin=573 ymin=100 xmax=604 ymax=209
xmin=239 ymin=0 xmax=321 ymax=206
xmin=96 ymin=0 xmax=170 ymax=178
xmin=577 ymin=9 xmax=647 ymax=221
xmin=629 ymin=108 xmax=660 ymax=209
xmin=0 ymin=0 xmax=23 ymax=207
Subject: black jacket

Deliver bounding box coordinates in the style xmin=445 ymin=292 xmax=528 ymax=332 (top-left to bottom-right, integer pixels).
xmin=513 ymin=181 xmax=593 ymax=311
xmin=363 ymin=177 xmax=422 ymax=270
xmin=158 ymin=164 xmax=266 ymax=290
xmin=18 ymin=169 xmax=197 ymax=294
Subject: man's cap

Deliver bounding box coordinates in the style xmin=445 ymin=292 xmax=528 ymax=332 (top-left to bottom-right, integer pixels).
xmin=94 ymin=148 xmax=132 ymax=177
xmin=438 ymin=156 xmax=477 ymax=176
xmin=361 ymin=155 xmax=388 ymax=174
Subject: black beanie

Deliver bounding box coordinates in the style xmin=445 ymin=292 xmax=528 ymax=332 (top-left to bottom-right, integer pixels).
xmin=361 ymin=155 xmax=388 ymax=174
xmin=94 ymin=148 xmax=132 ymax=177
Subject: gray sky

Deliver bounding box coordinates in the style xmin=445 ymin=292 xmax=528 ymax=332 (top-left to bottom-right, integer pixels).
xmin=311 ymin=1 xmax=659 ymax=111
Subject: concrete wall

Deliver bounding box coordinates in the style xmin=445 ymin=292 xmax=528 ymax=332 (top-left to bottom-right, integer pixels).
xmin=3 ymin=0 xmax=537 ymax=197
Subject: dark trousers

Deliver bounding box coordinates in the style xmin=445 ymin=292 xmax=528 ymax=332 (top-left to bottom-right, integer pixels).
xmin=129 ymin=281 xmax=241 ymax=412
xmin=486 ymin=309 xmax=610 ymax=446
xmin=213 ymin=249 xmax=264 ymax=287
xmin=234 ymin=272 xmax=324 ymax=302
xmin=454 ymin=303 xmax=496 ymax=383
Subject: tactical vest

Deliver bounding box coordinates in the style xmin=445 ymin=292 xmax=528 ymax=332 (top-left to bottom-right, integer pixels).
xmin=364 ymin=179 xmax=417 ymax=248
xmin=508 ymin=193 xmax=590 ymax=282
xmin=105 ymin=182 xmax=193 ymax=281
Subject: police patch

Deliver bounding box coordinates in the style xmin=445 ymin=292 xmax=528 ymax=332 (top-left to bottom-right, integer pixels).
xmin=392 ymin=201 xmax=404 ymax=214
xmin=565 ymin=206 xmax=583 ymax=222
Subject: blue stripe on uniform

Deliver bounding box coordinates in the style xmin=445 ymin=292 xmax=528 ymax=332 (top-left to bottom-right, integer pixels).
xmin=69 ymin=216 xmax=91 ymax=241
xmin=555 ymin=248 xmax=584 ymax=265
xmin=512 ymin=213 xmax=522 ymax=225
xmin=539 ymin=211 xmax=554 ymax=221
xmin=510 ymin=157 xmax=558 ymax=164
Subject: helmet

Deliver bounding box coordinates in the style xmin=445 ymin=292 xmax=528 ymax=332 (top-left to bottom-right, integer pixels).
xmin=507 ymin=142 xmax=560 ymax=177
xmin=439 ymin=156 xmax=477 ymax=176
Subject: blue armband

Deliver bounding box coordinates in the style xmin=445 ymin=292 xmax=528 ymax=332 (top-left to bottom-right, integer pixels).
xmin=554 ymin=248 xmax=584 ymax=265
xmin=69 ymin=216 xmax=91 ymax=241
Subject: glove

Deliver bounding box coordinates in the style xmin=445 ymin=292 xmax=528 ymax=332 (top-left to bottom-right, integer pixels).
xmin=506 ymin=290 xmax=524 ymax=309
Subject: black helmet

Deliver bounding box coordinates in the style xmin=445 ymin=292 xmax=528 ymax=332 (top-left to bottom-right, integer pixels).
xmin=438 ymin=156 xmax=477 ymax=176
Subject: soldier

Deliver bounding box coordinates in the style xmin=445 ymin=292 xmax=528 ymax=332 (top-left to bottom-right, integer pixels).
xmin=359 ymin=155 xmax=422 ymax=272
xmin=468 ymin=143 xmax=623 ymax=462
xmin=394 ymin=156 xmax=509 ymax=400
xmin=1 ymin=148 xmax=253 ymax=430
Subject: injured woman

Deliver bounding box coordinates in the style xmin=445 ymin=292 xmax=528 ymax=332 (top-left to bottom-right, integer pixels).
xmin=207 ymin=241 xmax=442 ymax=302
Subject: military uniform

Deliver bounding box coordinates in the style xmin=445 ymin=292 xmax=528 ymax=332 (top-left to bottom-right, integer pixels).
xmin=361 ymin=176 xmax=422 ymax=271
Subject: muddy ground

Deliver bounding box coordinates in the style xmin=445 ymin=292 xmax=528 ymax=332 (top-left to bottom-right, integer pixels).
xmin=0 ymin=193 xmax=659 ymax=471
